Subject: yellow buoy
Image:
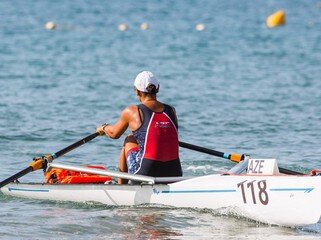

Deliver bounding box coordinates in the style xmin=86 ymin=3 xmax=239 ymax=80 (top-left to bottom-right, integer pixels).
xmin=266 ymin=10 xmax=286 ymax=28
xmin=118 ymin=23 xmax=128 ymax=31
xmin=45 ymin=21 xmax=56 ymax=30
xmin=140 ymin=23 xmax=149 ymax=30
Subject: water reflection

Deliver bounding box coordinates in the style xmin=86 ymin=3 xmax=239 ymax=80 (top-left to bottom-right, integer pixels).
xmin=121 ymin=208 xmax=183 ymax=240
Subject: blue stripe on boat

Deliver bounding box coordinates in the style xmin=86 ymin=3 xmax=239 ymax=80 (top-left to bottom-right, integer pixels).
xmin=8 ymin=187 xmax=49 ymax=192
xmin=270 ymin=188 xmax=314 ymax=193
xmin=161 ymin=189 xmax=236 ymax=194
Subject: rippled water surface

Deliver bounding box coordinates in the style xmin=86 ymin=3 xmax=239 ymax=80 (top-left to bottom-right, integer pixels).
xmin=1 ymin=0 xmax=321 ymax=239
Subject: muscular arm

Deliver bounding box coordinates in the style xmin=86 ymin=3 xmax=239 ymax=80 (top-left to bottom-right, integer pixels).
xmin=98 ymin=106 xmax=138 ymax=139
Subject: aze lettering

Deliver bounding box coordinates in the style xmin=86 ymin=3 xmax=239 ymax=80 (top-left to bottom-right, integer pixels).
xmin=237 ymin=180 xmax=269 ymax=205
xmin=248 ymin=159 xmax=265 ymax=174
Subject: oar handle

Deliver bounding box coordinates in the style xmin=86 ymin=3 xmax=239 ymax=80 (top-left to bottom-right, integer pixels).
xmin=179 ymin=141 xmax=244 ymax=163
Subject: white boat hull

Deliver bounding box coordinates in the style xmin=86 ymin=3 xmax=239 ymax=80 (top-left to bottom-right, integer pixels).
xmin=2 ymin=174 xmax=321 ymax=227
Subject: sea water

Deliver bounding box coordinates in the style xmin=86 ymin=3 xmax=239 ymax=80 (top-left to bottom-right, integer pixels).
xmin=0 ymin=0 xmax=321 ymax=239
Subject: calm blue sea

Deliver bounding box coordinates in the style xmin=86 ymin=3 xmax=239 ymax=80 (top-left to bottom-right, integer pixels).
xmin=1 ymin=0 xmax=321 ymax=239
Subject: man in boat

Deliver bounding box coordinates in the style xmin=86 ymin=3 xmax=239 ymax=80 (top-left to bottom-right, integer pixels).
xmin=97 ymin=71 xmax=182 ymax=184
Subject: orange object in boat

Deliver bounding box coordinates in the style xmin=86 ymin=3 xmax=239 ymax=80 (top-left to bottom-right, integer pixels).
xmin=44 ymin=165 xmax=112 ymax=184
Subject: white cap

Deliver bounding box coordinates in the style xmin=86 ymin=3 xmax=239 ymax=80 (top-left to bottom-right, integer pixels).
xmin=134 ymin=71 xmax=159 ymax=93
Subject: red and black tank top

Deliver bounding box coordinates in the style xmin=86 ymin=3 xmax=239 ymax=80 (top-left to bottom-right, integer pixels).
xmin=133 ymin=104 xmax=182 ymax=177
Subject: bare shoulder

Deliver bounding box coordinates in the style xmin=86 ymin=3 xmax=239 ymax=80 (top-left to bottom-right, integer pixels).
xmin=123 ymin=105 xmax=138 ymax=113
xmin=121 ymin=105 xmax=138 ymax=118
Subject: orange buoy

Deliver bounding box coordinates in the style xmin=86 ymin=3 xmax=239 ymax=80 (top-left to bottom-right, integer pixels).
xmin=266 ymin=10 xmax=286 ymax=28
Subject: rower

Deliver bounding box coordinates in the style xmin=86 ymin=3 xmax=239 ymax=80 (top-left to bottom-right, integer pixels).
xmin=97 ymin=71 xmax=182 ymax=184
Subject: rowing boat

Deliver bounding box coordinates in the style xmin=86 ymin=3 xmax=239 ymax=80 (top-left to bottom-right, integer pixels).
xmin=1 ymin=158 xmax=321 ymax=227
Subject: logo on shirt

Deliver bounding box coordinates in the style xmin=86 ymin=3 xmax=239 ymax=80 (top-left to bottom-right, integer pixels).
xmin=155 ymin=121 xmax=171 ymax=128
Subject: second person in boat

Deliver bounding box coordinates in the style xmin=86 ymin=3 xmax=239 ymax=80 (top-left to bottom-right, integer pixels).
xmin=97 ymin=71 xmax=182 ymax=184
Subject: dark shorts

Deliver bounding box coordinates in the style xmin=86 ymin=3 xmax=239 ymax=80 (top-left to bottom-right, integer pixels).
xmin=126 ymin=147 xmax=182 ymax=177
xmin=136 ymin=158 xmax=182 ymax=177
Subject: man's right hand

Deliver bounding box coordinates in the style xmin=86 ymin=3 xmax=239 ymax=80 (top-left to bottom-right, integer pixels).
xmin=96 ymin=123 xmax=109 ymax=136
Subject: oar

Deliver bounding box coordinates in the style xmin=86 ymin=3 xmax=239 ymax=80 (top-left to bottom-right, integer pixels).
xmin=179 ymin=141 xmax=304 ymax=175
xmin=179 ymin=141 xmax=245 ymax=163
xmin=0 ymin=132 xmax=100 ymax=188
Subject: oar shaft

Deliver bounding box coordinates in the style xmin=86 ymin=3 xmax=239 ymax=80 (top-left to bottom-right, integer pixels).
xmin=179 ymin=141 xmax=244 ymax=163
xmin=0 ymin=167 xmax=33 ymax=188
xmin=179 ymin=141 xmax=304 ymax=175
xmin=0 ymin=132 xmax=100 ymax=188
xmin=179 ymin=141 xmax=223 ymax=157
xmin=53 ymin=132 xmax=100 ymax=159
xmin=279 ymin=167 xmax=304 ymax=175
